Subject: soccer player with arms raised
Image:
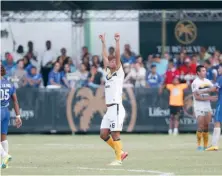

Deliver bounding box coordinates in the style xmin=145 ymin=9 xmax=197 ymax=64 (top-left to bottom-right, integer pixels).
xmin=196 ymin=64 xmax=222 ymax=151
xmin=99 ymin=33 xmax=128 ymax=166
xmin=1 ymin=65 xmax=22 ymax=168
xmin=191 ymin=65 xmax=217 ymax=151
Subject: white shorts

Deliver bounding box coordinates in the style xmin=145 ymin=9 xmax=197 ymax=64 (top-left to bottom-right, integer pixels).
xmin=100 ymin=104 xmax=125 ymax=131
xmin=194 ymin=107 xmax=212 ymax=118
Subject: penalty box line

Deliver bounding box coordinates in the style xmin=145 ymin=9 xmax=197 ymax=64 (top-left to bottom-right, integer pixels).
xmin=77 ymin=166 xmax=175 ymax=176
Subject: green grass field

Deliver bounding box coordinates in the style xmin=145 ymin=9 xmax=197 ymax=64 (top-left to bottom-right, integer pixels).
xmin=2 ymin=134 xmax=222 ymax=175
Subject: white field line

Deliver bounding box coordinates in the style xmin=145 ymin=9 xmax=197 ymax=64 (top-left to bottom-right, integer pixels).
xmin=12 ymin=166 xmax=38 ymax=169
xmin=77 ymin=167 xmax=175 ymax=176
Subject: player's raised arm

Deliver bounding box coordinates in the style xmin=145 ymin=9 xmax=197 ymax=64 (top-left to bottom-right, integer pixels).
xmin=114 ymin=33 xmax=121 ymax=68
xmin=11 ymin=93 xmax=22 ymax=128
xmin=99 ymin=34 xmax=109 ymax=69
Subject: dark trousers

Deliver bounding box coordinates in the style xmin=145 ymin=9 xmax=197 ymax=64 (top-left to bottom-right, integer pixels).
xmin=41 ymin=67 xmax=52 ymax=87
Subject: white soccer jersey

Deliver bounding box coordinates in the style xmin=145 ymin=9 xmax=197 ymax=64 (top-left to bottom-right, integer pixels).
xmin=104 ymin=66 xmax=125 ymax=105
xmin=191 ymin=77 xmax=214 ymax=111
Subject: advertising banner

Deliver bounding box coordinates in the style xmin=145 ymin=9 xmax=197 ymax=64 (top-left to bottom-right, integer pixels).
xmin=139 ymin=20 xmax=222 ymax=58
xmin=8 ymin=87 xmax=216 ymax=133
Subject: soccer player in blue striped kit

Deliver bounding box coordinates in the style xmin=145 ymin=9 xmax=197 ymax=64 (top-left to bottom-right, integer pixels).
xmin=206 ymin=64 xmax=222 ymax=151
xmin=1 ymin=65 xmax=22 ymax=168
xmin=197 ymin=64 xmax=222 ymax=151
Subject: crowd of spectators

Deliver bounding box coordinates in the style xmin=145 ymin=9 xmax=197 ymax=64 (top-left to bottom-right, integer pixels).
xmin=1 ymin=40 xmax=222 ymax=89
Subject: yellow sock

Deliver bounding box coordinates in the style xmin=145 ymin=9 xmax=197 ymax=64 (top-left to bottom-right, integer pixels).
xmin=105 ymin=136 xmax=115 ymax=150
xmin=114 ymin=140 xmax=122 ymax=161
xmin=196 ymin=131 xmax=202 ymax=147
xmin=203 ymin=132 xmax=209 ymax=148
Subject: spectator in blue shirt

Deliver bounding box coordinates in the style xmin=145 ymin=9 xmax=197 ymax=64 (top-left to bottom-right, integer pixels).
xmin=23 ymin=56 xmax=33 ymax=76
xmin=204 ymin=59 xmax=217 ymax=83
xmin=47 ymin=62 xmax=62 ymax=86
xmin=152 ymin=54 xmax=168 ymax=76
xmin=146 ymin=64 xmax=162 ymax=88
xmin=121 ymin=49 xmax=136 ymax=65
xmin=26 ymin=66 xmax=42 ymax=88
xmin=2 ymin=52 xmax=16 ymax=78
xmin=66 ymin=57 xmax=77 ymax=73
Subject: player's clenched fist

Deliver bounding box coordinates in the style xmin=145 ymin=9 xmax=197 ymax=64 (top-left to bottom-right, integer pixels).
xmin=114 ymin=33 xmax=120 ymax=41
xmin=99 ymin=33 xmax=105 ymax=43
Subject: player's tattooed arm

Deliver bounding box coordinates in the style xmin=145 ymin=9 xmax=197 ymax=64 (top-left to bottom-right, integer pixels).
xmin=114 ymin=33 xmax=121 ymax=68
xmin=99 ymin=34 xmax=109 ymax=69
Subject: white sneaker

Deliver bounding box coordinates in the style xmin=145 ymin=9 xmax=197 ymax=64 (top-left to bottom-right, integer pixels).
xmin=109 ymin=160 xmax=122 ymax=166
xmin=168 ymin=129 xmax=173 ymax=135
xmin=173 ymin=128 xmax=178 ymax=136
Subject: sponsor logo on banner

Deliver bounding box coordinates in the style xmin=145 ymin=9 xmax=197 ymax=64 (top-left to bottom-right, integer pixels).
xmin=9 ymin=108 xmax=34 ymax=120
xmin=156 ymin=45 xmax=216 ymax=54
xmin=175 ymin=20 xmax=197 ymax=45
xmin=165 ymin=118 xmax=197 ymax=125
xmin=66 ymin=87 xmax=137 ymax=132
xmin=148 ymin=107 xmax=170 ymax=117
xmin=9 ymin=108 xmax=35 ymax=127
xmin=156 ymin=20 xmax=216 ymax=54
xmin=183 ymin=94 xmax=194 ymax=118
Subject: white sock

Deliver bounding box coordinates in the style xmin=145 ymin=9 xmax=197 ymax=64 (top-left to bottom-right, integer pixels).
xmin=173 ymin=128 xmax=178 ymax=135
xmin=1 ymin=140 xmax=9 ymax=154
xmin=168 ymin=129 xmax=173 ymax=134
xmin=0 ymin=144 xmax=7 ymax=158
xmin=174 ymin=128 xmax=178 ymax=133
xmin=212 ymin=128 xmax=221 ymax=146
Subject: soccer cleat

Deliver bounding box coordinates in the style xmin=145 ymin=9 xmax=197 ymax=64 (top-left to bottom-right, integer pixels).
xmin=121 ymin=151 xmax=128 ymax=161
xmin=205 ymin=146 xmax=219 ymax=151
xmin=109 ymin=160 xmax=122 ymax=166
xmin=1 ymin=155 xmax=12 ymax=169
xmin=0 ymin=164 xmax=9 ymax=169
xmin=197 ymin=146 xmax=204 ymax=151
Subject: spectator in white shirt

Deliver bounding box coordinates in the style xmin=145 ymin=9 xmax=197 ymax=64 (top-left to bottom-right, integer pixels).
xmin=41 ymin=40 xmax=55 ymax=87
xmin=75 ymin=63 xmax=89 ymax=88
xmin=124 ymin=62 xmax=146 ymax=88
xmin=134 ymin=62 xmax=146 ymax=87
xmin=123 ymin=63 xmax=135 ymax=87
xmin=11 ymin=59 xmax=27 ymax=88
xmin=61 ymin=64 xmax=75 ymax=88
